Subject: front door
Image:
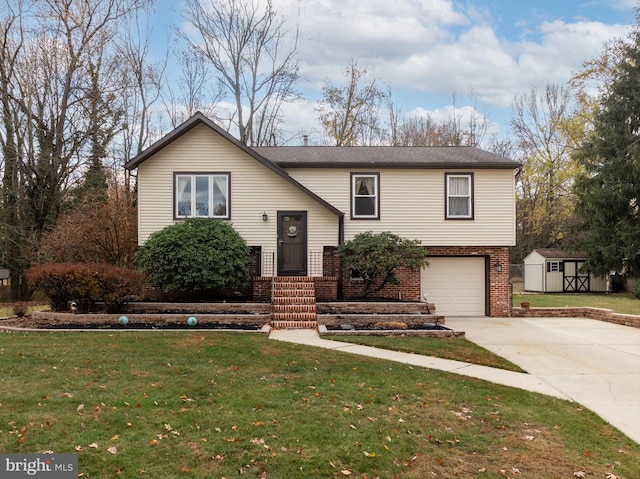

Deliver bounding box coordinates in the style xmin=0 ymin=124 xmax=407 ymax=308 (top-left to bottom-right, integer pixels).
xmin=278 ymin=211 xmax=307 ymax=275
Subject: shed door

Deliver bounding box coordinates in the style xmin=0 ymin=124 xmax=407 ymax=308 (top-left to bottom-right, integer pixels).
xmin=563 ymin=260 xmax=589 ymax=292
xmin=421 ymin=257 xmax=486 ymax=316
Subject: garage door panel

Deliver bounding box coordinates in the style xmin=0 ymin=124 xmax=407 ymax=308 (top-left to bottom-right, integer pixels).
xmin=421 ymin=257 xmax=485 ymax=316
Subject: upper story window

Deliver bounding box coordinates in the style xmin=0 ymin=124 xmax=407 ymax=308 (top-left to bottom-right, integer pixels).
xmin=175 ymin=173 xmax=230 ymax=219
xmin=445 ymin=173 xmax=473 ymax=219
xmin=351 ymin=173 xmax=379 ymax=219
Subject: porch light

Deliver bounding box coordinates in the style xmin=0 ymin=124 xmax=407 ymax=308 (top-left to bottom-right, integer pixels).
xmin=493 ymin=261 xmax=502 ymax=273
xmin=262 ymin=211 xmax=268 ymax=221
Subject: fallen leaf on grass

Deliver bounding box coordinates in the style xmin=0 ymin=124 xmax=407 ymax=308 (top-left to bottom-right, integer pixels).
xmin=107 ymin=446 xmax=117 ymax=455
xmin=573 ymin=472 xmax=586 ymax=478
xmin=363 ymin=451 xmax=376 ymax=457
xmin=341 ymin=471 xmax=351 ymax=476
xmin=88 ymin=443 xmax=99 ymax=449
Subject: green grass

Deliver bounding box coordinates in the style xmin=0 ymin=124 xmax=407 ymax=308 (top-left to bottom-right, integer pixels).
xmin=0 ymin=303 xmax=49 ymax=318
xmin=0 ymin=331 xmax=638 ymax=478
xmin=328 ymin=335 xmax=526 ymax=372
xmin=513 ymin=293 xmax=640 ymax=315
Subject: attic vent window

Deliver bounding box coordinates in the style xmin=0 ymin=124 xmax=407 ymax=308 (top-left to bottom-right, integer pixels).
xmin=547 ymin=261 xmax=562 ymax=273
xmin=175 ymin=173 xmax=230 ymax=219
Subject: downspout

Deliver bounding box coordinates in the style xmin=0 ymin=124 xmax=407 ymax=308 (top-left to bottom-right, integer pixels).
xmin=337 ymin=214 xmax=345 ymax=299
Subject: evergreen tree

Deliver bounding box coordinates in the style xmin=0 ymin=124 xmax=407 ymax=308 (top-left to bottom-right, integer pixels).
xmin=573 ymin=18 xmax=640 ymax=278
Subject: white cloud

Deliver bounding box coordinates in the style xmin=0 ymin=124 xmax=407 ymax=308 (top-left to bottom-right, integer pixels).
xmin=157 ymin=0 xmax=636 ymax=141
xmin=290 ymin=2 xmax=633 ymax=113
xmin=408 ymin=104 xmax=501 ymax=137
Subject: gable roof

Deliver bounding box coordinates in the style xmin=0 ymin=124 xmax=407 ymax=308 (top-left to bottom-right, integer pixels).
xmin=254 ymin=146 xmax=520 ymax=169
xmin=532 ymin=248 xmax=587 ymax=260
xmin=124 ymin=112 xmax=343 ymax=217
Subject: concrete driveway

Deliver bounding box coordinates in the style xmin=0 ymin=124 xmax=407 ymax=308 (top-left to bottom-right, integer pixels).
xmin=445 ymin=316 xmax=640 ymax=445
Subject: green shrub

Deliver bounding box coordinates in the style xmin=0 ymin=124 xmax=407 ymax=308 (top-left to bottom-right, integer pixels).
xmin=12 ymin=302 xmax=28 ymax=317
xmin=133 ymin=218 xmax=250 ymax=299
xmin=338 ymin=231 xmax=428 ymax=297
xmin=634 ymin=279 xmax=640 ymax=299
xmin=25 ymin=263 xmax=144 ymax=312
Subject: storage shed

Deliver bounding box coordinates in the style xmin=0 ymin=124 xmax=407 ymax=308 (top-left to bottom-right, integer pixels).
xmin=523 ymin=249 xmax=607 ymax=293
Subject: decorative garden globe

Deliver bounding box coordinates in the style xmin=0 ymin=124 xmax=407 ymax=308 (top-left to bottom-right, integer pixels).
xmin=187 ymin=316 xmax=198 ymax=327
xmin=118 ymin=316 xmax=129 ymax=326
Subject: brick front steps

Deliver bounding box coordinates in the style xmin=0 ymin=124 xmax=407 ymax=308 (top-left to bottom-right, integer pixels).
xmin=511 ymin=307 xmax=640 ymax=328
xmin=270 ymin=277 xmax=318 ymax=329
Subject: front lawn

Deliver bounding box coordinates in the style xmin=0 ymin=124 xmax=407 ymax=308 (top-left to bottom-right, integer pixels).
xmin=0 ymin=331 xmax=637 ymax=478
xmin=328 ymin=336 xmax=525 ymax=372
xmin=513 ymin=293 xmax=640 ymax=315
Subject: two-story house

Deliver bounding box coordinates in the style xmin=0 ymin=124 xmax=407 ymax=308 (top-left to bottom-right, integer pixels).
xmin=125 ymin=112 xmax=519 ymax=317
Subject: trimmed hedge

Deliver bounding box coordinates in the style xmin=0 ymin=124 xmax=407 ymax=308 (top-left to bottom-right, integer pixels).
xmin=26 ymin=263 xmax=144 ymax=313
xmin=133 ymin=218 xmax=250 ymax=299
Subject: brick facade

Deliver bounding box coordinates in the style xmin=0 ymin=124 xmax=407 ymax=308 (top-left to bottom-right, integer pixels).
xmin=144 ymin=245 xmax=511 ymax=318
xmin=253 ymin=245 xmax=511 ymax=317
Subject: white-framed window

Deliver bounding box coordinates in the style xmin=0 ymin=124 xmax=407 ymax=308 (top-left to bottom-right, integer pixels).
xmin=446 ymin=173 xmax=473 ymax=219
xmin=351 ymin=173 xmax=379 ymax=219
xmin=175 ymin=173 xmax=230 ymax=219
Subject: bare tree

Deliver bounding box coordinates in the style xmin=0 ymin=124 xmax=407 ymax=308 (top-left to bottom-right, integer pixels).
xmin=115 ymin=3 xmax=166 ymax=193
xmin=510 ymin=83 xmax=582 ymax=261
xmin=0 ymin=0 xmax=151 ymax=298
xmin=181 ymin=0 xmax=301 ymax=146
xmin=394 ymin=92 xmax=489 ymax=147
xmin=164 ymin=48 xmax=222 ymax=127
xmin=316 ymin=59 xmax=389 ymax=146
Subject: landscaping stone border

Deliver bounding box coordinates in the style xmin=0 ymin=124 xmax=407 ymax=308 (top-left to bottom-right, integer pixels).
xmin=511 ymin=306 xmax=640 ymax=328
xmin=318 ymin=325 xmax=463 ymax=338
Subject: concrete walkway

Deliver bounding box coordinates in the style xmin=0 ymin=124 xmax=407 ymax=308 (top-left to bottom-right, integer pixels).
xmin=269 ymin=317 xmax=640 ymax=445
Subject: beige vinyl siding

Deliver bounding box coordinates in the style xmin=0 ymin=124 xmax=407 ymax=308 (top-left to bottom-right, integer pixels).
xmin=137 ymin=125 xmax=339 ymax=260
xmin=286 ymin=168 xmax=516 ymax=246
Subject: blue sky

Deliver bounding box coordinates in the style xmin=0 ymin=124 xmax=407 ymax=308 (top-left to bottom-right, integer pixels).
xmin=150 ymin=0 xmax=637 ymax=145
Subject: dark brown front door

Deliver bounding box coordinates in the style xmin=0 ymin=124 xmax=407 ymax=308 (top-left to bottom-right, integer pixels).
xmin=278 ymin=211 xmax=307 ymax=275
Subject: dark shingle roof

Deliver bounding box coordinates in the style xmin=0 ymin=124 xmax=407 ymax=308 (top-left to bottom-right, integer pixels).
xmin=533 ymin=248 xmax=586 ymax=259
xmin=254 ymin=146 xmax=520 ymax=169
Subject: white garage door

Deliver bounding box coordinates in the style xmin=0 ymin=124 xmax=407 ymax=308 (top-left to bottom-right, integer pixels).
xmin=421 ymin=257 xmax=486 ymax=316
